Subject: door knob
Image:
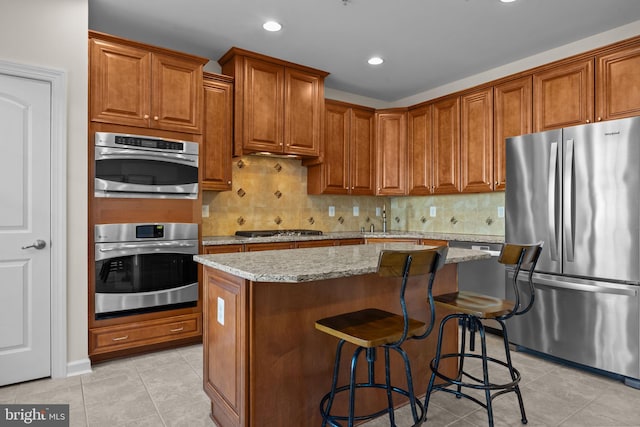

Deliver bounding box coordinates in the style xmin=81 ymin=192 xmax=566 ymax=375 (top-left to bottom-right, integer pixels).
xmin=22 ymin=239 xmax=46 ymax=250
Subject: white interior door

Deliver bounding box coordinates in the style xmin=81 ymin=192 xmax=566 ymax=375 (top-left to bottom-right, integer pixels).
xmin=0 ymin=72 xmax=52 ymax=386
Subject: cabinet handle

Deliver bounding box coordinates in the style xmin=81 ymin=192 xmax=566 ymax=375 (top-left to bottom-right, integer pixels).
xmin=153 ymin=116 xmax=159 ymax=121
xmin=227 ymin=181 xmax=231 ymax=185
xmin=597 ymin=117 xmax=602 ymax=121
xmin=112 ymin=335 xmax=129 ymax=341
xmin=170 ymin=327 xmax=184 ymax=332
xmin=143 ymin=114 xmax=149 ymax=119
xmin=586 ymin=119 xmax=591 ymax=123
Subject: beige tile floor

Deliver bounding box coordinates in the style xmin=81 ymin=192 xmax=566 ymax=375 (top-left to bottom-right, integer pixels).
xmin=1 ymin=333 xmax=640 ymax=426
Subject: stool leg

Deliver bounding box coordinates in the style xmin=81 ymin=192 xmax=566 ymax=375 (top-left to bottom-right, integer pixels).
xmin=322 ymin=340 xmax=346 ymax=427
xmin=456 ymin=316 xmax=469 ymax=397
xmin=383 ymin=347 xmax=396 ymax=425
xmin=499 ymin=319 xmax=528 ymax=424
xmin=348 ymin=346 xmax=365 ymax=427
xmin=425 ymin=313 xmax=457 ymax=420
xmin=477 ymin=318 xmax=494 ymax=427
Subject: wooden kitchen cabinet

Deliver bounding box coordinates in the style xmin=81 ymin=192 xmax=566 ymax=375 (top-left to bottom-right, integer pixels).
xmin=89 ymin=31 xmax=206 ymax=134
xmin=533 ymin=58 xmax=594 ymax=132
xmin=432 ymin=96 xmax=461 ymax=194
xmin=596 ymin=42 xmax=640 ymax=121
xmin=376 ymin=109 xmax=408 ymax=195
xmin=245 ymin=242 xmax=296 ymax=251
xmin=307 ymin=100 xmax=376 ymax=195
xmin=219 ymin=48 xmax=328 ymax=157
xmin=460 ymin=88 xmax=493 ymax=193
xmin=203 ymin=244 xmax=244 ymax=254
xmin=493 ymin=76 xmax=533 ymax=191
xmin=408 ymin=103 xmax=434 ymax=195
xmin=202 ymin=73 xmax=234 ymax=191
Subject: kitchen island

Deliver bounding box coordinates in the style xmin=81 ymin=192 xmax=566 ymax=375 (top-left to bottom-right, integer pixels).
xmin=194 ymin=243 xmax=491 ymax=427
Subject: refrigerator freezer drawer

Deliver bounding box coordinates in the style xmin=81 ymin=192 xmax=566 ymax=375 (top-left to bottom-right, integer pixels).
xmin=506 ymin=271 xmax=640 ymax=380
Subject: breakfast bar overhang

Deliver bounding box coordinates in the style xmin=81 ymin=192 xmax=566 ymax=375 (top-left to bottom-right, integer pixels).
xmin=195 ymin=243 xmax=491 ymax=427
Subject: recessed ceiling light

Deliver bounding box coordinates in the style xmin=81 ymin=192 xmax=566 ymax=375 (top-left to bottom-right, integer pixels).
xmin=368 ymin=57 xmax=384 ymax=65
xmin=500 ymin=0 xmax=517 ymax=3
xmin=263 ymin=21 xmax=282 ymax=32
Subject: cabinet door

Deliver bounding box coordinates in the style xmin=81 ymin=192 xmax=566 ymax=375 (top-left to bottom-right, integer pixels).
xmin=376 ymin=111 xmax=407 ymax=195
xmin=350 ymin=107 xmax=376 ymax=195
xmin=202 ymin=75 xmax=233 ymax=191
xmin=533 ymin=59 xmax=594 ymax=131
xmin=461 ymin=88 xmax=493 ymax=193
xmin=89 ymin=38 xmax=151 ymax=128
xmin=151 ymin=53 xmax=203 ymax=134
xmin=285 ymin=69 xmax=322 ymax=156
xmin=432 ymin=96 xmax=461 ymax=194
xmin=320 ymin=101 xmax=350 ymax=194
xmin=408 ymin=104 xmax=434 ymax=195
xmin=596 ymin=44 xmax=640 ymax=121
xmin=494 ymin=76 xmax=532 ymax=191
xmin=243 ymin=57 xmax=284 ymax=153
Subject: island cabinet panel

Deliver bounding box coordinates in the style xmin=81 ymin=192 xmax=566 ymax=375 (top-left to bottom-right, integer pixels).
xmin=596 ymin=43 xmax=640 ymax=121
xmin=432 ymin=96 xmax=461 ymax=194
xmin=89 ymin=32 xmax=205 ymax=134
xmin=461 ymin=88 xmax=494 ymax=193
xmin=202 ymin=73 xmax=234 ymax=191
xmin=493 ymin=76 xmax=533 ymax=191
xmin=533 ymin=58 xmax=594 ymax=132
xmin=376 ymin=109 xmax=408 ymax=195
xmin=203 ymin=269 xmax=248 ymax=427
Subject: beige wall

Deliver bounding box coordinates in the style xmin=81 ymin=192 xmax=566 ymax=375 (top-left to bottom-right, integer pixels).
xmin=0 ymin=0 xmax=89 ymax=364
xmin=202 ymin=156 xmax=505 ymax=236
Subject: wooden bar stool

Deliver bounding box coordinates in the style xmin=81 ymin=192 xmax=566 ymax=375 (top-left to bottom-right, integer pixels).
xmin=315 ymin=246 xmax=448 ymax=427
xmin=424 ymin=242 xmax=543 ymax=427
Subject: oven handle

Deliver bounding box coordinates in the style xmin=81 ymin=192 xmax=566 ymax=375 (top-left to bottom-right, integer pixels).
xmin=95 ymin=149 xmax=197 ymax=164
xmin=95 ymin=240 xmax=198 ymax=260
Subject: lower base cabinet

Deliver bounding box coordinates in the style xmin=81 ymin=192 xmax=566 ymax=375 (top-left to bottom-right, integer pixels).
xmin=89 ymin=313 xmax=202 ymax=361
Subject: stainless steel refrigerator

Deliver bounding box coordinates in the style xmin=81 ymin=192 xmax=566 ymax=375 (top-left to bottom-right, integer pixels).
xmin=505 ymin=116 xmax=640 ymax=386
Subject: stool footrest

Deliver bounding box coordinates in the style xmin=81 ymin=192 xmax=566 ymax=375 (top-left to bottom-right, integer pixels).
xmin=430 ymin=352 xmax=522 ymax=391
xmin=320 ymin=382 xmax=425 ymax=426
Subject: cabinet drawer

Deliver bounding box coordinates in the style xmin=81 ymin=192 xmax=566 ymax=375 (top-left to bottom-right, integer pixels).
xmin=90 ymin=314 xmax=201 ymax=354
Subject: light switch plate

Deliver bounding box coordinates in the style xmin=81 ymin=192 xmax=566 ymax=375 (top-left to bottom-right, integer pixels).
xmin=498 ymin=206 xmax=505 ymax=218
xmin=430 ymin=206 xmax=437 ymax=217
xmin=328 ymin=206 xmax=335 ymax=217
xmin=202 ymin=205 xmax=210 ymax=217
xmin=376 ymin=207 xmax=381 ymax=216
xmin=353 ymin=206 xmax=359 ymax=216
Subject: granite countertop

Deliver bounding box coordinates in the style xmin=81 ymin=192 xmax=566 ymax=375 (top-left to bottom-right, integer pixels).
xmin=194 ymin=242 xmax=491 ymax=283
xmin=202 ymin=231 xmax=504 ymax=246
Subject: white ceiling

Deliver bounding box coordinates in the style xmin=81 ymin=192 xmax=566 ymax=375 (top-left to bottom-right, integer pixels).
xmin=89 ymin=0 xmax=640 ymax=102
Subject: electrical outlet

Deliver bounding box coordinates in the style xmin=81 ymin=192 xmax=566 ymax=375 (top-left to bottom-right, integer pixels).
xmin=217 ymin=297 xmax=225 ymax=326
xmin=353 ymin=206 xmax=359 ymax=216
xmin=430 ymin=206 xmax=437 ymax=217
xmin=202 ymin=205 xmax=210 ymax=218
xmin=497 ymin=206 xmax=505 ymax=218
xmin=328 ymin=206 xmax=335 ymax=217
xmin=376 ymin=207 xmax=381 ymax=216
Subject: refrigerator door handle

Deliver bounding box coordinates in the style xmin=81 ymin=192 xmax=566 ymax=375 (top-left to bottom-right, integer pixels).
xmin=530 ymin=274 xmax=638 ymax=296
xmin=564 ymin=139 xmax=575 ymax=262
xmin=547 ymin=141 xmax=559 ymax=261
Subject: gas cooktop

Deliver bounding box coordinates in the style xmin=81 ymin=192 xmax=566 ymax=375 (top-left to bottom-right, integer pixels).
xmin=235 ymin=229 xmax=323 ymax=238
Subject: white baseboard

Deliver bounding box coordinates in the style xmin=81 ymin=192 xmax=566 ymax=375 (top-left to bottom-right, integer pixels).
xmin=65 ymin=358 xmax=92 ymax=378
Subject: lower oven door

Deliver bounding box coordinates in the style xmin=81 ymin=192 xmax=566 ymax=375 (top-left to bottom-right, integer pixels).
xmin=95 ymin=240 xmax=199 ymax=317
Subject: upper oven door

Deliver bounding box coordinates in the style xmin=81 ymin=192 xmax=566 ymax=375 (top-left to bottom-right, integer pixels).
xmin=94 ymin=133 xmax=199 ymax=199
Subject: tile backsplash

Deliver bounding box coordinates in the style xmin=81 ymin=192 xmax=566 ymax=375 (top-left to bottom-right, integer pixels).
xmin=202 ymin=155 xmax=505 ymax=237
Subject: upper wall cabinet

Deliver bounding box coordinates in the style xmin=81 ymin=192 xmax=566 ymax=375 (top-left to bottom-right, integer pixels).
xmin=307 ymin=100 xmax=375 ymax=195
xmin=460 ymin=88 xmax=493 ymax=193
xmin=596 ymin=42 xmax=640 ymax=121
xmin=376 ymin=109 xmax=407 ymax=195
xmin=432 ymin=96 xmax=461 ymax=194
xmin=219 ymin=48 xmax=329 ymax=158
xmin=89 ymin=31 xmax=207 ymax=134
xmin=202 ymin=72 xmax=234 ymax=191
xmin=493 ymin=76 xmax=533 ymax=191
xmin=407 ymin=104 xmax=434 ymax=195
xmin=533 ymin=58 xmax=594 ymax=132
